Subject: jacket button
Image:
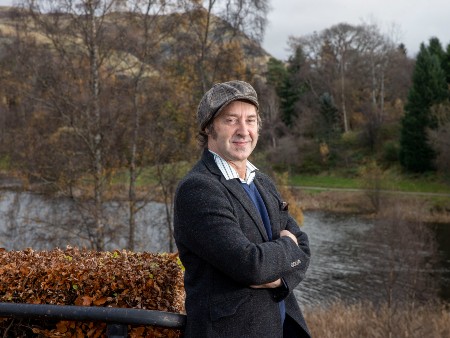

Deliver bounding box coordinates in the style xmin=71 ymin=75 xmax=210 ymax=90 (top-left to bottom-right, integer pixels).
xmin=290 ymin=259 xmax=301 ymax=267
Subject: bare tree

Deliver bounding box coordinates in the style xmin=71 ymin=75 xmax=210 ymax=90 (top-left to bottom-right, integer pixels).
xmin=288 ymin=21 xmax=409 ymax=136
xmin=253 ymin=78 xmax=284 ymax=149
xmin=115 ymin=1 xmax=180 ymax=251
xmin=10 ymin=0 xmax=181 ymax=250
xmin=176 ymin=0 xmax=269 ymax=93
xmin=321 ymin=23 xmax=365 ymax=132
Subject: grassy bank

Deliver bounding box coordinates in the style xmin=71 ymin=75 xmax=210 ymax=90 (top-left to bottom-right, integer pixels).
xmin=304 ymin=301 xmax=450 ymax=338
xmin=288 ymin=173 xmax=450 ymax=224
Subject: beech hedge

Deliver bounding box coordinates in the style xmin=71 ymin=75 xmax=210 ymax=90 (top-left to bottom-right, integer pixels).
xmin=0 ymin=247 xmax=185 ymax=337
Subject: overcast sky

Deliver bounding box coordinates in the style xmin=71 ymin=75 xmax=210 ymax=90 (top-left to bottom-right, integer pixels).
xmin=262 ymin=0 xmax=450 ymax=60
xmin=1 ymin=0 xmax=450 ymax=61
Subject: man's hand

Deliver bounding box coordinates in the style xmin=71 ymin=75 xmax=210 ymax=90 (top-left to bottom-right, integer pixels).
xmin=280 ymin=229 xmax=298 ymax=245
xmin=250 ymin=278 xmax=282 ymax=289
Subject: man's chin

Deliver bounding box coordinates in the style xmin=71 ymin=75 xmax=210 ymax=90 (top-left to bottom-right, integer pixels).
xmin=230 ymin=150 xmax=251 ymax=161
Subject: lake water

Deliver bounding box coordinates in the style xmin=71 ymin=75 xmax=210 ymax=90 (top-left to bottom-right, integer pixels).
xmin=0 ymin=190 xmax=448 ymax=306
xmin=297 ymin=210 xmax=450 ymax=307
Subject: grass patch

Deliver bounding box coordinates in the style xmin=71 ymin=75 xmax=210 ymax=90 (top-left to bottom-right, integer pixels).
xmin=386 ymin=176 xmax=450 ymax=193
xmin=0 ymin=155 xmax=11 ymax=171
xmin=290 ymin=174 xmax=361 ymax=190
xmin=109 ymin=162 xmax=192 ymax=187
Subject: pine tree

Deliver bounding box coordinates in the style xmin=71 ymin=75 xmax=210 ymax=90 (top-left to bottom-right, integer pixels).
xmin=428 ymin=37 xmax=450 ymax=90
xmin=399 ymin=42 xmax=448 ymax=172
xmin=266 ymin=57 xmax=288 ymax=95
xmin=427 ymin=37 xmax=445 ymax=62
xmin=279 ymin=46 xmax=307 ymax=127
xmin=318 ymin=92 xmax=340 ymax=143
xmin=443 ymin=43 xmax=450 ymax=85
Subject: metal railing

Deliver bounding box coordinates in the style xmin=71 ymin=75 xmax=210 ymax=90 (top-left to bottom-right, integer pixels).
xmin=0 ymin=302 xmax=186 ymax=337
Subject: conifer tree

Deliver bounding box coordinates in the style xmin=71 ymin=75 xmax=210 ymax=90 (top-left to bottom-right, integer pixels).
xmin=428 ymin=37 xmax=450 ymax=89
xmin=279 ymin=47 xmax=307 ymax=127
xmin=266 ymin=57 xmax=288 ymax=98
xmin=443 ymin=43 xmax=450 ymax=84
xmin=318 ymin=92 xmax=340 ymax=143
xmin=427 ymin=37 xmax=445 ymax=62
xmin=265 ymin=49 xmax=306 ymax=128
xmin=399 ymin=42 xmax=448 ymax=172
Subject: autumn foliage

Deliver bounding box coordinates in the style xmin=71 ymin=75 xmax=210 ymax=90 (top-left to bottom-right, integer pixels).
xmin=0 ymin=247 xmax=185 ymax=337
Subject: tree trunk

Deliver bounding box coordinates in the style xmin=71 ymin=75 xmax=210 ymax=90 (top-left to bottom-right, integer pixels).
xmin=340 ymin=59 xmax=349 ymax=133
xmin=127 ymin=82 xmax=141 ymax=251
xmin=88 ymin=2 xmax=104 ymax=250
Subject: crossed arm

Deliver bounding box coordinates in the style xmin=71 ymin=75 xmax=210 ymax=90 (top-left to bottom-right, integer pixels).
xmin=174 ymin=176 xmax=310 ymax=289
xmin=250 ymin=229 xmax=299 ymax=289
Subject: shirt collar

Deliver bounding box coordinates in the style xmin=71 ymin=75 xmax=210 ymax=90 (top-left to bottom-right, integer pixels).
xmin=209 ymin=150 xmax=258 ymax=185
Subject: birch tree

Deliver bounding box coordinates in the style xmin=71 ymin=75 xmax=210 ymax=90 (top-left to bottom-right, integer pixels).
xmin=11 ymin=0 xmax=183 ymax=249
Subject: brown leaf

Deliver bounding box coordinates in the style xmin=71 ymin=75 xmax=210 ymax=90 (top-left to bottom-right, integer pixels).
xmin=93 ymin=296 xmax=108 ymax=306
xmin=56 ymin=321 xmax=69 ymax=333
xmin=75 ymin=295 xmax=93 ymax=306
xmin=76 ymin=326 xmax=85 ymax=338
xmin=130 ymin=326 xmax=145 ymax=337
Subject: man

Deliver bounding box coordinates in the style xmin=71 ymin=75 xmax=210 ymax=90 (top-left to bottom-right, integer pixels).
xmin=174 ymin=80 xmax=311 ymax=338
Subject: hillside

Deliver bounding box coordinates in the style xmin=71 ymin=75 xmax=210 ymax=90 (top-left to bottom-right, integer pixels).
xmin=0 ymin=5 xmax=272 ymax=78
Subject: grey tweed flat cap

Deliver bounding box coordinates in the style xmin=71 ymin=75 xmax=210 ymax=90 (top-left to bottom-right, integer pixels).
xmin=197 ymin=80 xmax=259 ymax=131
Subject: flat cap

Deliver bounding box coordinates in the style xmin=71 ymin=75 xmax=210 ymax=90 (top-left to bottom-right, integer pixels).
xmin=197 ymin=80 xmax=259 ymax=131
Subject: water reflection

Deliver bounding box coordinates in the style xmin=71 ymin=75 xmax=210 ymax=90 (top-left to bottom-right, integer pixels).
xmin=297 ymin=211 xmax=375 ymax=306
xmin=297 ymin=210 xmax=447 ymax=307
xmin=0 ymin=190 xmax=170 ymax=252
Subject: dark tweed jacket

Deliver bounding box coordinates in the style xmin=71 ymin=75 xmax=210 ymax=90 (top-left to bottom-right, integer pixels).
xmin=174 ymin=150 xmax=311 ymax=338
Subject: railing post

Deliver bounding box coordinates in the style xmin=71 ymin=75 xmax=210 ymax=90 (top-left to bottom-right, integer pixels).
xmin=106 ymin=323 xmax=128 ymax=338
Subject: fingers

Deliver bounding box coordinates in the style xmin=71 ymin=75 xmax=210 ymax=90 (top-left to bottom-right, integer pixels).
xmin=280 ymin=229 xmax=298 ymax=245
xmin=250 ymin=278 xmax=282 ymax=289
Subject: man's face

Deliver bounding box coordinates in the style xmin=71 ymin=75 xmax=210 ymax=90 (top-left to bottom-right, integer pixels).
xmin=207 ymin=100 xmax=259 ymax=164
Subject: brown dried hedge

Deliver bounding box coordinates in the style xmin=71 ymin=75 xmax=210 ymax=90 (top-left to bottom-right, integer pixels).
xmin=0 ymin=247 xmax=185 ymax=337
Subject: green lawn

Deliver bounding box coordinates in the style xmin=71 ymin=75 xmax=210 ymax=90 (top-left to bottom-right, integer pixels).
xmin=290 ymin=175 xmax=360 ymax=189
xmin=109 ymin=162 xmax=192 ymax=187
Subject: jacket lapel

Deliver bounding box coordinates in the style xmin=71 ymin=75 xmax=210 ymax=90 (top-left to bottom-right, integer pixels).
xmin=221 ymin=177 xmax=270 ymax=242
xmin=254 ymin=176 xmax=281 ymax=239
xmin=201 ymin=150 xmax=270 ymax=242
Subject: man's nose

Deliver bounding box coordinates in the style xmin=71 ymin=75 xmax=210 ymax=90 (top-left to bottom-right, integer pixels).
xmin=236 ymin=119 xmax=250 ymax=135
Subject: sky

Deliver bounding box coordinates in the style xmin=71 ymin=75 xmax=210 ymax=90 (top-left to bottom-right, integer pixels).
xmin=262 ymin=0 xmax=450 ymax=60
xmin=1 ymin=0 xmax=450 ymax=61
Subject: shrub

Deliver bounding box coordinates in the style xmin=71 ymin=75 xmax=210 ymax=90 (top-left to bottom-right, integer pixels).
xmin=381 ymin=141 xmax=400 ymax=166
xmin=0 ymin=247 xmax=185 ymax=337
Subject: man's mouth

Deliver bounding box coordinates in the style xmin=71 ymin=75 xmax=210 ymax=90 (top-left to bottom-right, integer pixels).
xmin=233 ymin=141 xmax=249 ymax=146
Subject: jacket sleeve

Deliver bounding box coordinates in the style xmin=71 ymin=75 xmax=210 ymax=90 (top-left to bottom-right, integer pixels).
xmin=258 ymin=174 xmax=311 ymax=298
xmin=278 ymin=213 xmax=310 ymax=298
xmin=174 ymin=174 xmax=308 ymax=286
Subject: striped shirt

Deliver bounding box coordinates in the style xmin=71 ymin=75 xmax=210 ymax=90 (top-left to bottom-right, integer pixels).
xmin=209 ymin=150 xmax=258 ymax=185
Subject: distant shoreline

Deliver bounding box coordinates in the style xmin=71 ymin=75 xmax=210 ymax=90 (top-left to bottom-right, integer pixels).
xmin=294 ymin=187 xmax=450 ymax=224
